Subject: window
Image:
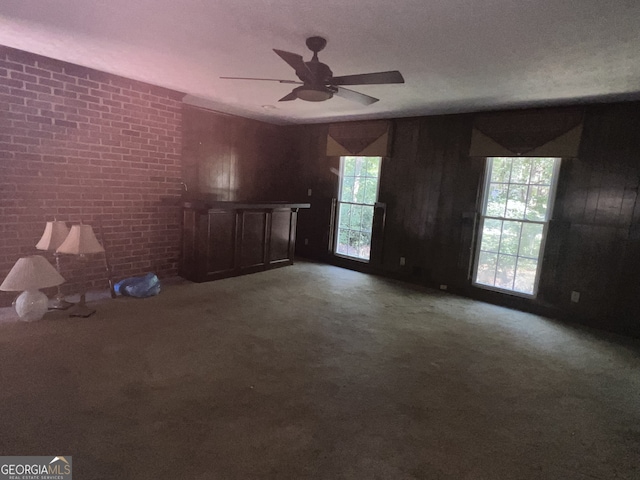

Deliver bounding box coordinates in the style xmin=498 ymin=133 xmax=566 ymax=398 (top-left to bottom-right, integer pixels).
xmin=334 ymin=156 xmax=382 ymax=261
xmin=473 ymin=157 xmax=560 ymax=296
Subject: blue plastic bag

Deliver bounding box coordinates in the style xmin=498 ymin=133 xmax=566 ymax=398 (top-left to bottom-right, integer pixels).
xmin=114 ymin=272 xmax=161 ymax=298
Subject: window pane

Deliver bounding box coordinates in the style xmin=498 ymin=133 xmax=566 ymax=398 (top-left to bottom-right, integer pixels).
xmin=336 ymin=229 xmax=350 ymax=255
xmin=519 ymin=223 xmax=543 ymax=258
xmin=525 ymin=186 xmax=550 ymax=221
xmin=495 ymin=254 xmax=516 ymax=290
xmin=514 ymin=257 xmax=538 ymax=294
xmin=341 ymin=176 xmax=355 ymax=202
xmin=363 ymin=177 xmax=378 ymax=205
xmin=343 ymin=157 xmax=356 ymax=176
xmin=490 ymin=157 xmax=512 ymax=183
xmin=352 ymin=176 xmax=367 ymax=204
xmin=361 ymin=206 xmax=374 ymax=233
xmin=354 ymin=157 xmax=366 ymax=176
xmin=343 ymin=230 xmax=371 ymax=260
xmin=476 ymin=251 xmax=498 ymax=286
xmin=505 ymin=184 xmax=527 ymax=219
xmin=351 ymin=204 xmax=363 ymax=230
xmin=480 ymin=219 xmax=502 ymax=252
xmin=338 ymin=203 xmax=352 ymax=229
xmin=530 ymin=158 xmax=555 ymax=185
xmin=365 ymin=157 xmax=381 ymax=177
xmin=499 ymin=221 xmax=522 ymax=255
xmin=486 ymin=183 xmax=508 ymax=217
xmin=347 ymin=230 xmax=360 ymax=256
xmin=358 ymin=232 xmax=372 ymax=260
xmin=510 ymin=158 xmax=532 ymax=184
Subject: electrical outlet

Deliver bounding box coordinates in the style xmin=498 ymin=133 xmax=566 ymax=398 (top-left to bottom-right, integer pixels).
xmin=304 ymin=238 xmax=309 ymax=245
xmin=399 ymin=257 xmax=406 ymax=266
xmin=307 ymin=188 xmax=312 ymax=196
xmin=440 ymin=284 xmax=448 ymax=290
xmin=571 ymin=291 xmax=580 ymax=303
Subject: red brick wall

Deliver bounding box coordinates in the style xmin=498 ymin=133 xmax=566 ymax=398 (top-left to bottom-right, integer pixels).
xmin=0 ymin=46 xmax=184 ymax=306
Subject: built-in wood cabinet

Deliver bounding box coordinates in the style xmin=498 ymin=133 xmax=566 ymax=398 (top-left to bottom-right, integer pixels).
xmin=180 ymin=201 xmax=310 ymax=282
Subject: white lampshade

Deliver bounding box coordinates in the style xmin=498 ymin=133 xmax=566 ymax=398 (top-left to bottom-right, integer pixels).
xmin=56 ymin=224 xmax=105 ymax=255
xmin=36 ymin=221 xmax=70 ymax=251
xmin=0 ymin=255 xmax=65 ymax=291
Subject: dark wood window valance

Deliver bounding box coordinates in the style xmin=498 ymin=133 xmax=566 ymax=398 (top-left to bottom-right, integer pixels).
xmin=469 ymin=107 xmax=584 ymax=157
xmin=326 ymin=120 xmax=392 ymax=156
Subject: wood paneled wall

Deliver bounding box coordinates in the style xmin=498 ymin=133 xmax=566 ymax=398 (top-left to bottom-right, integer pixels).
xmin=289 ymin=102 xmax=640 ymax=337
xmin=182 ymin=106 xmax=298 ymax=201
xmin=543 ymin=102 xmax=640 ymax=333
xmin=377 ymin=116 xmax=478 ymax=284
xmin=283 ymin=123 xmax=334 ymax=260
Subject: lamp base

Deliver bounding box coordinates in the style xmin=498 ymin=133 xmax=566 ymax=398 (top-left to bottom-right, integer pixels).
xmin=15 ymin=289 xmax=49 ymax=322
xmin=49 ymin=293 xmax=74 ymax=310
xmin=68 ymin=294 xmax=96 ymax=318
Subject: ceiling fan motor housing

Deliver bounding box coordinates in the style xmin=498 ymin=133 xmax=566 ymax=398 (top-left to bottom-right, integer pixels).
xmin=298 ymin=61 xmax=332 ymax=85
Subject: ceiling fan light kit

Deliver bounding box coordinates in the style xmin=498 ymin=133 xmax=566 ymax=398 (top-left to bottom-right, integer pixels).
xmin=221 ymin=36 xmax=404 ymax=105
xmin=292 ymin=85 xmax=333 ymax=102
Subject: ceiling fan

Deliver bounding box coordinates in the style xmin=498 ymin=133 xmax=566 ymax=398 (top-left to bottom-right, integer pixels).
xmin=220 ymin=36 xmax=405 ymax=105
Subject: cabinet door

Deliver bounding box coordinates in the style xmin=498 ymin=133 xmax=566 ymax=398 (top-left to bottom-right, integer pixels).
xmin=240 ymin=211 xmax=267 ymax=271
xmin=206 ymin=210 xmax=237 ymax=277
xmin=269 ymin=209 xmax=293 ymax=266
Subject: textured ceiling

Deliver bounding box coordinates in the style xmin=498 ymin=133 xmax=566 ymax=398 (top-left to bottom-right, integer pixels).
xmin=1 ymin=0 xmax=639 ymax=124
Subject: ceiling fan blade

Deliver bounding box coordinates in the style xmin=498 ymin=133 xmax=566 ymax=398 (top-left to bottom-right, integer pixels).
xmin=278 ymin=91 xmax=298 ymax=102
xmin=334 ymin=87 xmax=379 ymax=105
xmin=220 ymin=76 xmax=302 ymax=84
xmin=330 ymin=70 xmax=405 ymax=86
xmin=273 ymin=49 xmax=313 ymax=80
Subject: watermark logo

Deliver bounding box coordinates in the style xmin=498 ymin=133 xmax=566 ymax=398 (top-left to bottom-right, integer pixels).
xmin=0 ymin=456 xmax=72 ymax=479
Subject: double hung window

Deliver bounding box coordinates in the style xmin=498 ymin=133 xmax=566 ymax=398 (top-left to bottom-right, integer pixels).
xmin=473 ymin=157 xmax=560 ymax=296
xmin=334 ymin=156 xmax=382 ymax=261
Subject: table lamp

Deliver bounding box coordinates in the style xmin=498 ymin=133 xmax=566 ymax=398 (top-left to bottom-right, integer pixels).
xmin=0 ymin=255 xmax=66 ymax=322
xmin=56 ymin=223 xmax=105 ymax=318
xmin=36 ymin=220 xmax=73 ymax=310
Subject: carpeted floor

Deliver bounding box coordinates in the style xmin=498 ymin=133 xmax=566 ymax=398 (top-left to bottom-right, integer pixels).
xmin=0 ymin=261 xmax=638 ymax=479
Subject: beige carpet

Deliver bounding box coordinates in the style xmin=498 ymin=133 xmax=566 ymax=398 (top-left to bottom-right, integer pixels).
xmin=0 ymin=261 xmax=639 ymax=479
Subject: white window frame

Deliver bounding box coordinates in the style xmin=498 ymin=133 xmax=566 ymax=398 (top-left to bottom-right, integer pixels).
xmin=334 ymin=156 xmax=382 ymax=263
xmin=472 ymin=157 xmax=561 ymax=298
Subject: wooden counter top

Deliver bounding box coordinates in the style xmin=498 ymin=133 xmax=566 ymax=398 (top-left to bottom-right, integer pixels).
xmin=160 ymin=195 xmax=310 ymax=211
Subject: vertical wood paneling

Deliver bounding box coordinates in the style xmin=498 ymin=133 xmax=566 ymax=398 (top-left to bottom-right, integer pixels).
xmin=431 ymin=117 xmax=478 ymax=285
xmin=542 ymin=102 xmax=640 ymax=334
xmin=290 ymin=124 xmax=333 ymax=261
xmin=182 ymin=106 xmax=298 ymax=202
xmin=377 ymin=115 xmax=475 ymax=281
xmin=378 ymin=118 xmax=426 ymax=273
